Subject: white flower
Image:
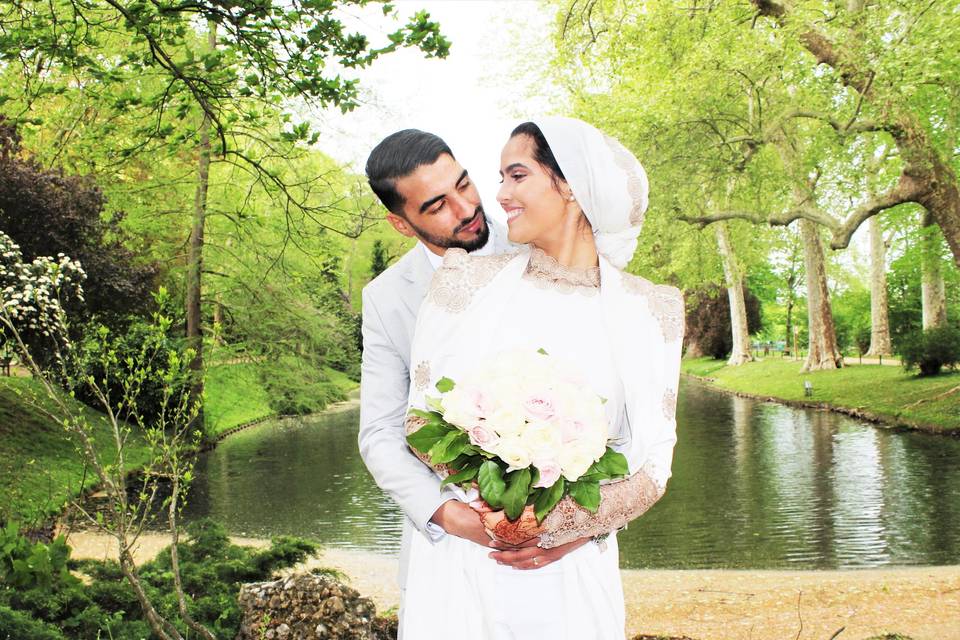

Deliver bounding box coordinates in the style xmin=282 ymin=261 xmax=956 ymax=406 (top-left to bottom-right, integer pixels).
xmin=497 ymin=434 xmax=532 ymax=471
xmin=559 ymin=443 xmax=598 ymax=482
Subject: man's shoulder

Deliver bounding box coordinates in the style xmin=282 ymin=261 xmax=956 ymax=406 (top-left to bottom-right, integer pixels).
xmin=363 ymin=246 xmax=421 ymax=300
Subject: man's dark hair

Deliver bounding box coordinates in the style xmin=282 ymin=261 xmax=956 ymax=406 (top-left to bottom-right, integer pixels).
xmin=510 ymin=122 xmax=566 ymax=191
xmin=366 ymin=129 xmax=453 ymax=216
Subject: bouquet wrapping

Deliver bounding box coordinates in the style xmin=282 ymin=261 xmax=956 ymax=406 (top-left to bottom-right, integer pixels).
xmin=407 ymin=349 xmax=628 ymax=522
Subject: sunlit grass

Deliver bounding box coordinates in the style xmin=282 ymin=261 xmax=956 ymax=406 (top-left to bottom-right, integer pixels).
xmin=682 ymin=357 xmax=960 ymax=432
xmin=0 ymin=377 xmax=152 ymax=522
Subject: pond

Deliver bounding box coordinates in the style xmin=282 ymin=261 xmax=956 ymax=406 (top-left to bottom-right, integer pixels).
xmin=182 ymin=378 xmax=960 ymax=569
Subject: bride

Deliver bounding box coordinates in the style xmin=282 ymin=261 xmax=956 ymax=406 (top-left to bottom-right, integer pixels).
xmin=401 ymin=117 xmax=684 ymax=639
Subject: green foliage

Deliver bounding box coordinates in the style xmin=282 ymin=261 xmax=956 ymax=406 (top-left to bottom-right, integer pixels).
xmin=0 ymin=605 xmax=66 ymax=640
xmin=684 ymin=285 xmax=762 ymax=359
xmin=257 ymin=355 xmax=346 ymax=416
xmin=899 ymin=327 xmax=960 ymax=376
xmin=370 ymin=239 xmax=390 ymax=279
xmin=0 ymin=524 xmax=74 ymax=590
xmin=204 ymin=362 xmax=274 ymax=437
xmin=0 ymin=519 xmax=318 ymax=639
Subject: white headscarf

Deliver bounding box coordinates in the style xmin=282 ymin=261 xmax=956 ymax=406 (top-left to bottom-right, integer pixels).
xmin=532 ymin=116 xmax=648 ymax=269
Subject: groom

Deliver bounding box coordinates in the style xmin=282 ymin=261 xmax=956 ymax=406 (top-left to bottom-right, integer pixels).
xmin=358 ymin=130 xmax=588 ymax=592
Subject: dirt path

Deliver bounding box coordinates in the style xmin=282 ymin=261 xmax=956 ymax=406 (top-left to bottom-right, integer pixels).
xmin=65 ymin=531 xmax=959 ymax=639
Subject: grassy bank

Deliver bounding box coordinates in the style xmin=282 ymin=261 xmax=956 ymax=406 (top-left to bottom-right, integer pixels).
xmin=0 ymin=377 xmax=152 ymax=523
xmin=682 ymin=357 xmax=960 ymax=432
xmin=204 ymin=362 xmax=359 ymax=439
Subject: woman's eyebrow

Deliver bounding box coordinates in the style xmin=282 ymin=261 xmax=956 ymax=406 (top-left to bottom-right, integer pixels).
xmin=499 ymin=162 xmax=529 ymax=176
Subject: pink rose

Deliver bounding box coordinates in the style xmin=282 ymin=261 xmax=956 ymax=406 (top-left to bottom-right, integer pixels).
xmin=559 ymin=418 xmax=587 ymax=443
xmin=523 ymin=392 xmax=558 ymax=421
xmin=467 ymin=423 xmax=499 ymax=449
xmin=533 ymin=458 xmax=562 ymax=488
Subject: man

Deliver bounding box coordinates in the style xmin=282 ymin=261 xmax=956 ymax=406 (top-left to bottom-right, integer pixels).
xmin=358 ymin=130 xmax=587 ymax=598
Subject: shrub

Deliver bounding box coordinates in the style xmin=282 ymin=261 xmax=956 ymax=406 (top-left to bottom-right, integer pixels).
xmin=0 ymin=605 xmax=66 ymax=640
xmin=899 ymin=326 xmax=960 ymax=376
xmin=684 ymin=284 xmax=762 ymax=360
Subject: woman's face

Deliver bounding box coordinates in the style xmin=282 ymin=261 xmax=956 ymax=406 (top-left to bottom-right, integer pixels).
xmin=497 ymin=134 xmax=570 ymax=245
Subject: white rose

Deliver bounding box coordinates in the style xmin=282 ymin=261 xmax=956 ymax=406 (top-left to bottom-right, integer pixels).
xmin=497 ymin=434 xmax=533 ymax=471
xmin=441 ymin=386 xmax=482 ymax=429
xmin=486 ymin=405 xmax=527 ymax=437
xmin=520 ymin=420 xmax=562 ymax=460
xmin=559 ymin=442 xmax=599 ymax=482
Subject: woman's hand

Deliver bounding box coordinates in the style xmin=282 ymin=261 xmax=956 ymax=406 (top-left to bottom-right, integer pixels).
xmin=474 ymin=503 xmax=545 ymax=547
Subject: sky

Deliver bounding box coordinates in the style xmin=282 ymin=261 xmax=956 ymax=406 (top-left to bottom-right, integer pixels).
xmin=311 ymin=0 xmax=564 ymax=218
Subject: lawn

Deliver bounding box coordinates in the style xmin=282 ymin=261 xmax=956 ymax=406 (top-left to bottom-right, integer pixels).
xmin=0 ymin=377 xmax=152 ymax=523
xmin=681 ymin=357 xmax=960 ymax=433
xmin=203 ymin=362 xmax=275 ymax=438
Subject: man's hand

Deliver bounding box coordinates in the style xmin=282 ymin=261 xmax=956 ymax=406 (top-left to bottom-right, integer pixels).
xmin=488 ymin=536 xmax=592 ymax=570
xmin=429 ymin=499 xmax=491 ymax=547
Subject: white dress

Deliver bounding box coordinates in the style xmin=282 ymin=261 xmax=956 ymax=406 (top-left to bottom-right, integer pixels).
xmin=401 ymin=246 xmax=683 ymax=640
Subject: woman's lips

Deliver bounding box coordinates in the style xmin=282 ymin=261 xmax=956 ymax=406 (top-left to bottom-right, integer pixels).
xmin=505 ymin=207 xmax=524 ymax=224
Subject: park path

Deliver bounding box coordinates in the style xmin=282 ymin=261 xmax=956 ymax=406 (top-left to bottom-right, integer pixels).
xmin=66 ymin=531 xmax=959 ymax=640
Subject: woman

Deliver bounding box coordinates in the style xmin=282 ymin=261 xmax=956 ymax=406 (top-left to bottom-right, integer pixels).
xmin=402 ymin=117 xmax=684 ymax=639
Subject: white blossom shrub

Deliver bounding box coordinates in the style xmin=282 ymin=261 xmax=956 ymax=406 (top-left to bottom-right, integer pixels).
xmin=0 ymin=230 xmax=85 ymax=351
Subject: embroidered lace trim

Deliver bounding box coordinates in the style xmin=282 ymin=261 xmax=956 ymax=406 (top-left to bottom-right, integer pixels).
xmin=662 ymin=387 xmax=678 ymax=420
xmin=538 ymin=464 xmax=666 ymax=549
xmin=522 ymin=246 xmax=600 ymax=295
xmin=603 ymin=134 xmax=647 ymax=227
xmin=620 ymin=272 xmax=685 ymax=343
xmin=413 ymin=361 xmax=430 ymax=391
xmin=426 ymin=249 xmax=515 ymax=313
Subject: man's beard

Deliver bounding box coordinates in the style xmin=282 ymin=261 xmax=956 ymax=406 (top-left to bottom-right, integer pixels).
xmin=409 ymin=207 xmax=490 ymax=253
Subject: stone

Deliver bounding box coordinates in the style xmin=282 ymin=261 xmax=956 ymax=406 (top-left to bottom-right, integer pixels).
xmin=237 ymin=573 xmax=378 ymax=640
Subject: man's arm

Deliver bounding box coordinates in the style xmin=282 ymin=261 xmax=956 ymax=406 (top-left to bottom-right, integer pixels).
xmin=358 ymin=286 xmax=489 ymax=544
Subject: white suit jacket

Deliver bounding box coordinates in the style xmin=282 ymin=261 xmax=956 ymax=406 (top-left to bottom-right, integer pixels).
xmin=358 ymin=223 xmax=513 ymax=586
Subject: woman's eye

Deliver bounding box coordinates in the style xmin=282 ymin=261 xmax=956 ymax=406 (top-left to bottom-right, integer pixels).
xmin=511 ymin=173 xmax=525 ymax=181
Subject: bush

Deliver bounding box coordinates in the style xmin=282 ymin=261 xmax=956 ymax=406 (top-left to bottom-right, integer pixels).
xmin=0 ymin=519 xmax=320 ymax=639
xmin=899 ymin=326 xmax=960 ymax=376
xmin=0 ymin=605 xmax=66 ymax=640
xmin=684 ymin=284 xmax=762 ymax=360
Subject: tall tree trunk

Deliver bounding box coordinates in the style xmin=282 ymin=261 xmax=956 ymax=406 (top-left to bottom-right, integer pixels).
xmin=715 ymin=222 xmax=754 ymax=365
xmin=865 ymin=216 xmax=892 ymax=356
xmin=800 ymin=219 xmax=843 ymax=371
xmin=186 ymin=24 xmax=216 ymax=426
xmin=921 ymin=211 xmax=948 ymax=329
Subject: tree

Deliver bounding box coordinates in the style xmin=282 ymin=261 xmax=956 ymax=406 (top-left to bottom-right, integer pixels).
xmin=370 ymin=239 xmax=390 ymax=279
xmin=865 ymin=216 xmax=892 ymax=356
xmin=0 ymin=117 xmax=157 ymax=326
xmin=1 ymin=0 xmax=450 ymax=419
xmin=685 ymin=284 xmax=762 ymax=361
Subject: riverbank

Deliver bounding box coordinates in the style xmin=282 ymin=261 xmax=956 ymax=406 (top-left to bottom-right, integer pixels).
xmin=681 ymin=357 xmax=960 ymax=434
xmin=65 ymin=530 xmax=956 ymax=640
xmin=0 ymin=363 xmax=359 ymax=522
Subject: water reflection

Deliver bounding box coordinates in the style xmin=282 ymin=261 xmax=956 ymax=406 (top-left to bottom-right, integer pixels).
xmin=183 ymin=378 xmax=960 ymax=569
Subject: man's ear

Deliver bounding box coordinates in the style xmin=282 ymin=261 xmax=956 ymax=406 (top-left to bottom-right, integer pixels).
xmin=386 ymin=212 xmax=416 ymax=239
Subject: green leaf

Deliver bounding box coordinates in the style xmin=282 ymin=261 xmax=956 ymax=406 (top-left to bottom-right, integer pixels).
xmin=409 ymin=408 xmax=441 ymax=422
xmin=533 ymin=476 xmax=565 ymax=523
xmin=569 ymin=479 xmax=601 ymax=513
xmin=502 ymin=468 xmax=533 ymax=521
xmin=429 ymin=430 xmax=468 ymax=464
xmin=588 ymin=448 xmax=629 ymax=479
xmin=425 ymin=395 xmax=444 ymax=413
xmin=440 ymin=465 xmax=479 ymax=489
xmin=435 ymin=377 xmax=455 ymax=393
xmin=537 ymin=347 xmax=548 ymax=355
xmin=477 ymin=461 xmax=506 ymax=509
xmin=406 ymin=421 xmax=450 ymax=454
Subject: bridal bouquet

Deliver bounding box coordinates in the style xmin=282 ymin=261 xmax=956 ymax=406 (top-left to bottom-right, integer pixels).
xmin=407 ymin=349 xmax=629 ymax=522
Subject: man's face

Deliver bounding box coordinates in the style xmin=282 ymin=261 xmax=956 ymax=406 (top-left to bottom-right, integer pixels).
xmin=387 ymin=153 xmax=489 ymax=254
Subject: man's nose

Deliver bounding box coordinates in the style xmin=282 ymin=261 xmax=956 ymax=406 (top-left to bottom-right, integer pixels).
xmin=451 ymin=192 xmax=476 ymax=219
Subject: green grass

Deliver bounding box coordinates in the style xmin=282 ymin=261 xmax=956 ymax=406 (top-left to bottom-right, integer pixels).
xmin=203 ymin=362 xmax=274 ymax=438
xmin=681 ymin=357 xmax=960 ymax=432
xmin=0 ymin=377 xmax=152 ymax=523
xmin=203 ymin=362 xmax=359 ymax=439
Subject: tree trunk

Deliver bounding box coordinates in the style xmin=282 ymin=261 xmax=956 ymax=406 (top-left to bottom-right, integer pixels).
xmin=865 ymin=216 xmax=892 ymax=356
xmin=800 ymin=219 xmax=843 ymax=371
xmin=715 ymin=222 xmax=754 ymax=365
xmin=186 ymin=24 xmax=216 ymax=426
xmin=921 ymin=211 xmax=948 ymax=329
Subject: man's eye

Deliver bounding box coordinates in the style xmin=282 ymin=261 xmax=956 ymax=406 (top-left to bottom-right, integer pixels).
xmin=430 ymin=201 xmax=446 ymax=214
xmin=459 ymin=180 xmax=471 ymax=190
